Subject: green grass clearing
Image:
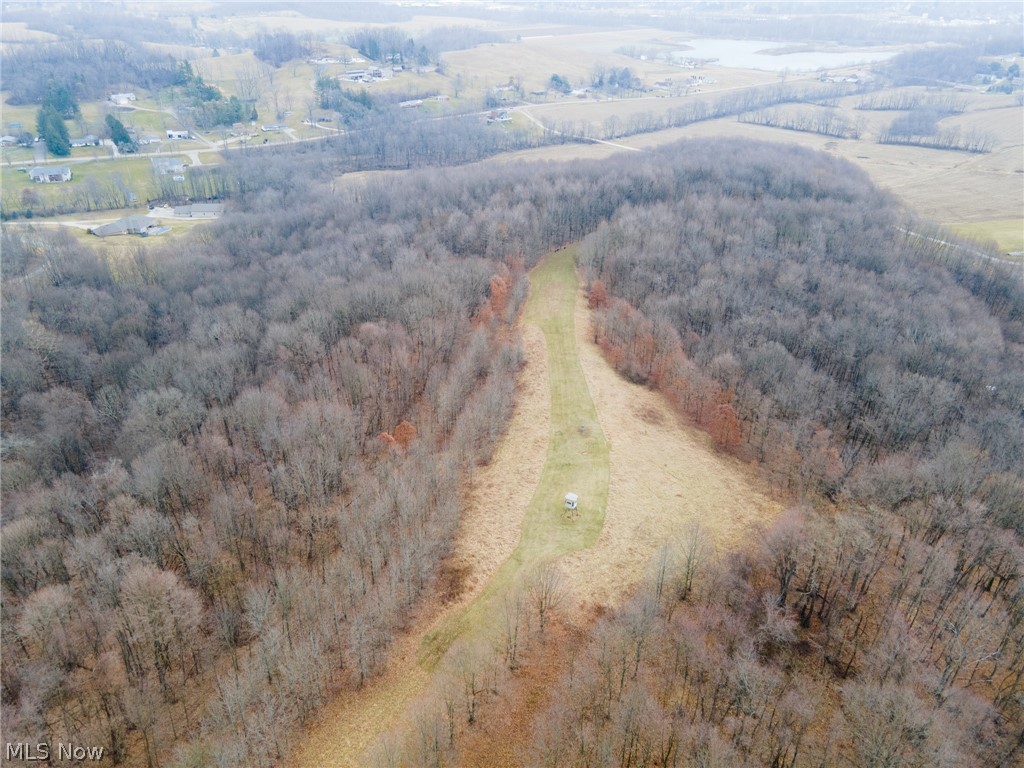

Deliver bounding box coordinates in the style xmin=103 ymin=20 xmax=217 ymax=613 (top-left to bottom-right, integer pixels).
xmin=946 ymin=219 xmax=1024 ymax=256
xmin=418 ymin=244 xmax=609 ymax=668
xmin=2 ymin=157 xmax=162 ymax=213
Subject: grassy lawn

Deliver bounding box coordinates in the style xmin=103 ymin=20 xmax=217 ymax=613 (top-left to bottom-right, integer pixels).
xmin=2 ymin=157 xmax=164 ymax=215
xmin=947 ymin=219 xmax=1024 ymax=256
xmin=1 ymin=99 xmax=39 ymax=133
xmin=418 ymin=244 xmax=609 ymax=667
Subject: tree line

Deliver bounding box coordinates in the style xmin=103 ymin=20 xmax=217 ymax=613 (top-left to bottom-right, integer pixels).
xmin=878 ymin=107 xmax=995 ymax=153
xmin=345 ymin=24 xmax=502 ymax=67
xmin=3 ymin=41 xmax=180 ymax=106
xmin=548 ymin=80 xmax=866 ymax=142
xmin=738 ymin=106 xmax=860 ymax=139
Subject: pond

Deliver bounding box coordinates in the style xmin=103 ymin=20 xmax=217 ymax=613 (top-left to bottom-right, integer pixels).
xmin=675 ymin=38 xmax=896 ymax=71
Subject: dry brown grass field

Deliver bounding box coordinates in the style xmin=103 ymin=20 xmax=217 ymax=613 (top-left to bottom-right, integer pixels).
xmin=0 ymin=21 xmax=59 ymax=46
xmin=290 ymin=246 xmax=780 ymax=767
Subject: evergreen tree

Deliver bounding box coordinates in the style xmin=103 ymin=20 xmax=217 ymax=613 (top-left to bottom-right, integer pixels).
xmin=36 ymin=105 xmax=71 ymax=156
xmin=105 ymin=114 xmax=137 ymax=152
xmin=43 ymin=82 xmax=79 ymax=118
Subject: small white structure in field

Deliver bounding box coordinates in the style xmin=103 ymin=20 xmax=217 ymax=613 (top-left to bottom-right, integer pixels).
xmin=564 ymin=493 xmax=579 ymax=512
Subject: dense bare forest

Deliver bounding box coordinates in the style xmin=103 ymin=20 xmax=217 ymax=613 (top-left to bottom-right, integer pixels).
xmin=2 ymin=139 xmax=1022 ymax=767
xmin=530 ymin=141 xmax=1024 ymax=767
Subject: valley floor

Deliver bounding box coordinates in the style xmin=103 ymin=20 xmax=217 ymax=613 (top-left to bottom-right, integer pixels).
xmin=290 ymin=247 xmax=778 ymax=766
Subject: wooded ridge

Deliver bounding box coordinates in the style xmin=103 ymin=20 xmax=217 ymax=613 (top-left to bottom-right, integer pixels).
xmin=2 ymin=138 xmax=1021 ymax=767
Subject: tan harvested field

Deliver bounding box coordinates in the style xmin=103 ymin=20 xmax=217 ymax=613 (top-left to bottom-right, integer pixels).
xmin=444 ymin=29 xmax=780 ymax=96
xmin=659 ymin=118 xmax=1023 ymax=225
xmin=519 ymin=76 xmax=797 ymax=131
xmin=0 ymin=21 xmax=59 ymax=47
xmin=500 ymin=90 xmax=1024 ymax=243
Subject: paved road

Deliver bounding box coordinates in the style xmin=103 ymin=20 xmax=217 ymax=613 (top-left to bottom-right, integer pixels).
xmin=514 ymin=105 xmax=643 ymax=152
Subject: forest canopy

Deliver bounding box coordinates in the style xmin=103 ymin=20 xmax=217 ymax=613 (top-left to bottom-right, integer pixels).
xmin=2 ymin=138 xmax=1021 ymax=767
xmin=2 ymin=41 xmax=180 ymax=105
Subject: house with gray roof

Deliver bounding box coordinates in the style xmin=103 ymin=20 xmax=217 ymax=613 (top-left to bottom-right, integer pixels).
xmin=89 ymin=215 xmax=156 ymax=238
xmin=152 ymin=157 xmax=188 ymax=175
xmin=29 ymin=166 xmax=72 ymax=183
xmin=174 ymin=203 xmax=225 ymax=218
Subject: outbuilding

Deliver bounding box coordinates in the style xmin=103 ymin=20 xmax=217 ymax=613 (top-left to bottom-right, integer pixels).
xmin=565 ymin=492 xmax=579 ymax=511
xmin=173 ymin=203 xmax=225 ymax=218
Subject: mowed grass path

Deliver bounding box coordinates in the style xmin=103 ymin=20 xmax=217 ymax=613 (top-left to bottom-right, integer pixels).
xmin=419 ymin=244 xmax=609 ymax=666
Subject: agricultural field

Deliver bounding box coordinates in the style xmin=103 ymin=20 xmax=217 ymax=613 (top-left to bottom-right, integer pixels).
xmin=3 ymin=7 xmax=1019 ymax=245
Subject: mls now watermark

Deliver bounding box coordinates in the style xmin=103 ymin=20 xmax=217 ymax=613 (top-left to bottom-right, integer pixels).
xmin=6 ymin=743 xmax=105 ymax=762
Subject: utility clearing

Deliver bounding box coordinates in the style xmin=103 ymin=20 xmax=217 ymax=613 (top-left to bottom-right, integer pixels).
xmin=290 ymin=246 xmax=778 ymax=767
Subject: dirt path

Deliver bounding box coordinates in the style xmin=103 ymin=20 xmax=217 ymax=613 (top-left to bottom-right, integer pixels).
xmin=289 ymin=247 xmax=779 ymax=766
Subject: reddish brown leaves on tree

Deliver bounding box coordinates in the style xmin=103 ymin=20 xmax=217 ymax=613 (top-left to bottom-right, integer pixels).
xmin=381 ymin=421 xmax=417 ymax=452
xmin=489 ymin=275 xmax=510 ymax=318
xmin=394 ymin=420 xmax=417 ymax=450
xmin=710 ymin=403 xmax=741 ymax=450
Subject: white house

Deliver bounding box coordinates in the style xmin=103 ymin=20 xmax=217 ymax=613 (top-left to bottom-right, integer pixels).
xmin=166 ymin=129 xmax=190 ymax=140
xmin=151 ymin=157 xmax=187 ymax=175
xmin=109 ymin=92 xmax=137 ymax=105
xmin=29 ymin=166 xmax=72 ymax=183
